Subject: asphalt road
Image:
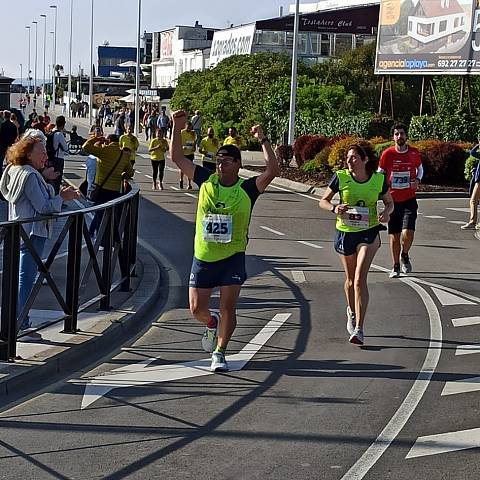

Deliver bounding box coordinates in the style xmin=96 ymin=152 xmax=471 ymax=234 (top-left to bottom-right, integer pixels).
xmin=1 ymin=105 xmax=479 ymax=479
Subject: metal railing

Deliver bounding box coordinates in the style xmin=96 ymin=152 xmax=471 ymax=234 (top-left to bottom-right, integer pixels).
xmin=0 ymin=182 xmax=140 ymax=361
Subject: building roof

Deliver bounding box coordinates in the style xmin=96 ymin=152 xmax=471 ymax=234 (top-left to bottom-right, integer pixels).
xmin=414 ymin=0 xmax=464 ymax=18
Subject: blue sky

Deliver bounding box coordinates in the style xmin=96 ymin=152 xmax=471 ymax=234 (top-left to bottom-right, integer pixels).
xmin=2 ymin=0 xmax=291 ymax=80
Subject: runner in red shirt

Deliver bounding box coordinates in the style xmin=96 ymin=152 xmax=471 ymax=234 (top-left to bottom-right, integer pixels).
xmin=379 ymin=123 xmax=423 ymax=278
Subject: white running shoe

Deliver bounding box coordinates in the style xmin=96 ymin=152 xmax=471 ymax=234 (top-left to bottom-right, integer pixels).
xmin=349 ymin=327 xmax=364 ymax=346
xmin=389 ymin=264 xmax=401 ymax=278
xmin=210 ymin=351 xmax=228 ymax=372
xmin=346 ymin=307 xmax=356 ymax=335
xmin=400 ymin=254 xmax=412 ymax=274
xmin=201 ymin=311 xmax=219 ymax=353
xmin=461 ymin=222 xmax=476 ymax=230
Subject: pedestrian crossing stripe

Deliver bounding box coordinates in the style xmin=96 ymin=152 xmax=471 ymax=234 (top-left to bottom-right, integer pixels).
xmin=442 ymin=376 xmax=480 ymax=396
xmin=406 ymin=427 xmax=480 ymax=459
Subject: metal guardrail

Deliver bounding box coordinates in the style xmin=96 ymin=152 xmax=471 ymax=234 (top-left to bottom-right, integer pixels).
xmin=0 ymin=183 xmax=140 ymax=361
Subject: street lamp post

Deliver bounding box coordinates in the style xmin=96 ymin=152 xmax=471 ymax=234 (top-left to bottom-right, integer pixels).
xmin=32 ymin=20 xmax=38 ymax=98
xmin=50 ymin=32 xmax=54 ymax=96
xmin=288 ymin=0 xmax=300 ymax=145
xmin=134 ymin=0 xmax=142 ymax=137
xmin=20 ymin=64 xmax=23 ymax=98
xmin=40 ymin=14 xmax=47 ymax=106
xmin=25 ymin=26 xmax=31 ymax=94
xmin=89 ymin=0 xmax=94 ymax=126
xmin=50 ymin=5 xmax=57 ymax=110
xmin=68 ymin=0 xmax=74 ymax=117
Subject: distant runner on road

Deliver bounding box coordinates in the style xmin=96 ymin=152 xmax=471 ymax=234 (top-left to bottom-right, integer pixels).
xmin=170 ymin=109 xmax=279 ymax=372
xmin=320 ymin=143 xmax=393 ymax=345
xmin=379 ymin=123 xmax=423 ymax=278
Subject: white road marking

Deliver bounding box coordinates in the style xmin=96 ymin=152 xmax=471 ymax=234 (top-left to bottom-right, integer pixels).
xmin=291 ymin=271 xmax=306 ymax=283
xmin=452 ymin=316 xmax=480 ymax=327
xmin=423 ymin=215 xmax=446 ymax=219
xmin=184 ymin=193 xmax=197 ymax=199
xmin=442 ymin=376 xmax=480 ymax=396
xmin=297 ymin=241 xmax=323 ymax=249
xmin=446 ymin=207 xmax=471 ymax=213
xmin=79 ymin=313 xmax=292 ymax=409
xmin=268 ymin=184 xmax=320 ymax=201
xmin=406 ymin=428 xmax=480 ymax=459
xmin=456 ymin=344 xmax=480 ymax=356
xmin=448 ymin=221 xmax=467 ymax=225
xmin=341 ymin=267 xmax=442 ymax=480
xmin=411 ymin=278 xmax=480 ymax=304
xmin=431 ymin=287 xmax=476 ymax=306
xmin=170 ymin=186 xmax=180 ymax=191
xmin=260 ymin=226 xmax=285 ymax=236
xmin=145 ymin=175 xmax=153 ymax=179
xmin=135 ymin=170 xmax=142 ymax=174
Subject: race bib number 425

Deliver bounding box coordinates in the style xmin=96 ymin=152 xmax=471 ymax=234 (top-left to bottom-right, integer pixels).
xmin=202 ymin=214 xmax=233 ymax=243
xmin=391 ymin=171 xmax=411 ymax=189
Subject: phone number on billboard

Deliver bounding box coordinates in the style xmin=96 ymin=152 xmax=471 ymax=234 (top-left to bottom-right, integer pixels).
xmin=437 ymin=60 xmax=480 ymax=68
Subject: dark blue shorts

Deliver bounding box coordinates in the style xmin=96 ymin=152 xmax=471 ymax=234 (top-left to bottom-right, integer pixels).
xmin=189 ymin=252 xmax=247 ymax=289
xmin=334 ymin=226 xmax=383 ymax=257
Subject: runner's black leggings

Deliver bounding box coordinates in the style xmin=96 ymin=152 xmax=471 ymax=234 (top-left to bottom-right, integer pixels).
xmin=151 ymin=160 xmax=165 ymax=183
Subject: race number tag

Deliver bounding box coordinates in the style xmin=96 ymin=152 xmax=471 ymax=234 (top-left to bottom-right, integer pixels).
xmin=342 ymin=207 xmax=370 ymax=229
xmin=391 ymin=171 xmax=411 ymax=189
xmin=202 ymin=214 xmax=233 ymax=243
xmin=205 ymin=152 xmax=214 ymax=159
xmin=185 ymin=141 xmax=194 ymax=148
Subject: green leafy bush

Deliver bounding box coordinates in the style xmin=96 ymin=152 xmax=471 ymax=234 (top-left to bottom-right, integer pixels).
xmin=374 ymin=141 xmax=394 ymax=158
xmin=465 ymin=155 xmax=479 ymax=181
xmin=409 ymin=115 xmax=437 ymax=141
xmin=327 ymin=136 xmax=359 ymax=171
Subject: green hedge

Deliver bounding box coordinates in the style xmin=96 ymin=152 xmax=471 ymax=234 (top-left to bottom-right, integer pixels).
xmin=410 ymin=113 xmax=479 ymax=142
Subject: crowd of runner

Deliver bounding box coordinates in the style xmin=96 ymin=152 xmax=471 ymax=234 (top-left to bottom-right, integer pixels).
xmin=2 ymin=97 xmax=479 ymax=367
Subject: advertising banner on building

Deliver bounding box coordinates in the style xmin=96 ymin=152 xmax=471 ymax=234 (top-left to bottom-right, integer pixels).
xmin=160 ymin=30 xmax=174 ymax=59
xmin=209 ymin=24 xmax=256 ymax=67
xmin=257 ymin=5 xmax=380 ymax=34
xmin=375 ymin=0 xmax=480 ymax=75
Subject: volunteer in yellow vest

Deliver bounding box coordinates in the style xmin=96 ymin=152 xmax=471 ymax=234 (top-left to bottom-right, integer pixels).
xmin=223 ymin=127 xmax=244 ymax=149
xmin=170 ymin=109 xmax=280 ymax=372
xmin=199 ymin=127 xmax=220 ymax=172
xmin=180 ymin=121 xmax=196 ymax=189
xmin=148 ymin=128 xmax=169 ymax=190
xmin=119 ymin=125 xmax=139 ymax=165
xmin=320 ymin=143 xmax=393 ymax=346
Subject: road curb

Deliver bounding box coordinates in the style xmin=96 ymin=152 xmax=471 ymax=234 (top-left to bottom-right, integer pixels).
xmin=0 ymin=245 xmax=165 ymax=400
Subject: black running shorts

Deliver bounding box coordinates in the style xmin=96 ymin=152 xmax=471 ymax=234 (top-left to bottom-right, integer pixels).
xmin=189 ymin=252 xmax=247 ymax=289
xmin=334 ymin=226 xmax=382 ymax=257
xmin=388 ymin=197 xmax=418 ymax=235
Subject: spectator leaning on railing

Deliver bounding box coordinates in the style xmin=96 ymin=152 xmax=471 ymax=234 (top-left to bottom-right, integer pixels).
xmin=82 ymin=133 xmax=134 ymax=238
xmin=0 ymin=135 xmax=79 ymax=333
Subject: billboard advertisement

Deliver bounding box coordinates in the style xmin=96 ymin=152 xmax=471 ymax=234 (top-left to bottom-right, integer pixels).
xmin=160 ymin=30 xmax=174 ymax=59
xmin=209 ymin=24 xmax=256 ymax=67
xmin=375 ymin=0 xmax=480 ymax=75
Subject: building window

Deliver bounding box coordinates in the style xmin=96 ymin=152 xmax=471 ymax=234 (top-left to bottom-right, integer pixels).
xmin=461 ymin=16 xmax=465 ymax=26
xmin=408 ymin=21 xmax=412 ymax=32
xmin=417 ymin=23 xmax=433 ymax=37
xmin=439 ymin=20 xmax=447 ymax=32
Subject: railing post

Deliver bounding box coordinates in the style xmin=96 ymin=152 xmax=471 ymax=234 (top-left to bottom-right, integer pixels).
xmin=120 ymin=202 xmax=131 ymax=292
xmin=0 ymin=224 xmax=20 ymax=361
xmin=129 ymin=192 xmax=139 ymax=277
xmin=64 ymin=213 xmax=83 ymax=333
xmin=100 ymin=207 xmax=114 ymax=311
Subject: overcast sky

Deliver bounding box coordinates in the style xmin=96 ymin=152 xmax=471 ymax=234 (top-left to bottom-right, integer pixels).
xmin=2 ymin=0 xmax=294 ymax=80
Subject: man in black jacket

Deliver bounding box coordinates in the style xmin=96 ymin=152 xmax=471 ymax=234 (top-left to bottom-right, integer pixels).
xmin=0 ymin=111 xmax=19 ymax=171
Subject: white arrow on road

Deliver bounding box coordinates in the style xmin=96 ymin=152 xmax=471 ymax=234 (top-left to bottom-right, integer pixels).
xmin=79 ymin=313 xmax=291 ymax=409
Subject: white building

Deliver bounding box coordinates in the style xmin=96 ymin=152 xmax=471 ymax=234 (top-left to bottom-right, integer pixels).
xmin=209 ymin=4 xmax=379 ymax=68
xmin=151 ymin=23 xmax=217 ymax=88
xmin=407 ymin=0 xmax=466 ymax=44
